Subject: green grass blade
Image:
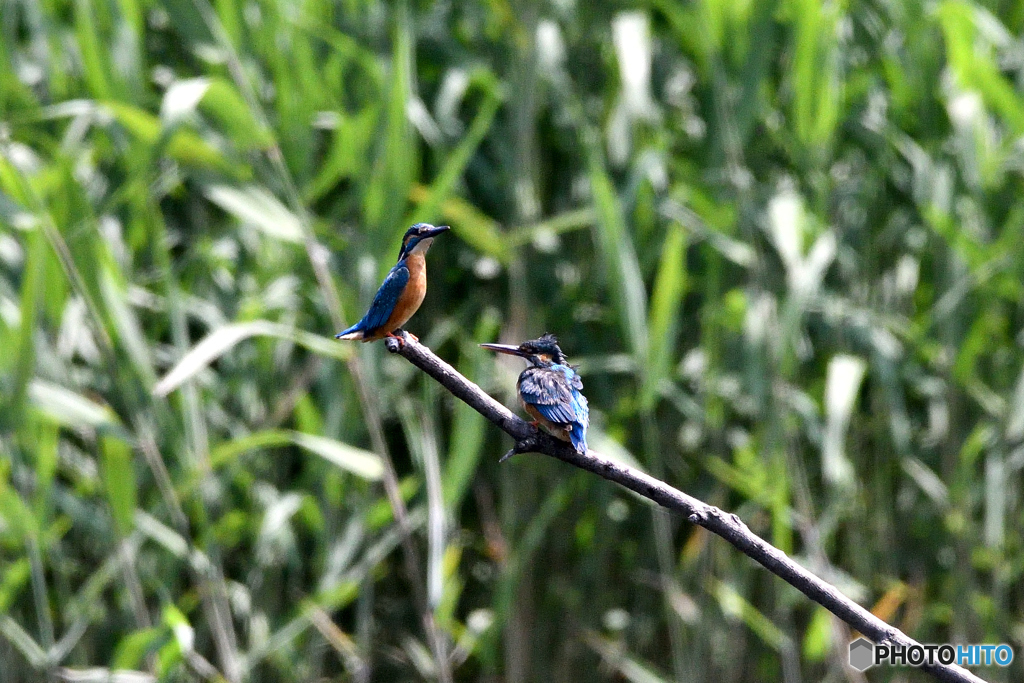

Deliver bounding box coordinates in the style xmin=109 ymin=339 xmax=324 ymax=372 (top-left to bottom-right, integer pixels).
xmin=443 ymin=310 xmax=501 ymax=510
xmin=9 ymin=226 xmax=45 ymax=423
xmin=153 ymin=321 xmax=350 ymax=397
xmin=405 ymin=71 xmax=502 ymax=228
xmin=100 ymin=435 xmax=137 ymax=535
xmin=642 ymin=223 xmax=687 ymax=410
xmin=581 ymin=125 xmax=648 ymax=359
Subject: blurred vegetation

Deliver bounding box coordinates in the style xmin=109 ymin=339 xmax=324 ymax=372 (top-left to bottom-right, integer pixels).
xmin=2 ymin=0 xmax=1024 ymax=680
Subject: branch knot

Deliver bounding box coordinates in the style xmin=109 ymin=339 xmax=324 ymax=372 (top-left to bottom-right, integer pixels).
xmin=500 ymin=436 xmax=538 ymax=463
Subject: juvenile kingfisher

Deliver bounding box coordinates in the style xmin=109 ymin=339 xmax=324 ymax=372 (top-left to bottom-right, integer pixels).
xmin=336 ymin=223 xmax=450 ymax=342
xmin=481 ymin=334 xmax=589 ymax=454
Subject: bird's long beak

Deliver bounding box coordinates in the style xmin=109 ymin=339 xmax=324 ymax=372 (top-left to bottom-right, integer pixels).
xmin=479 ymin=343 xmax=526 ymax=357
xmin=424 ymin=225 xmax=451 ymax=237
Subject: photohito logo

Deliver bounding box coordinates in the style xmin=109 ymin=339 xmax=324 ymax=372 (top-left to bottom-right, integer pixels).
xmin=848 ymin=638 xmax=1014 ymax=671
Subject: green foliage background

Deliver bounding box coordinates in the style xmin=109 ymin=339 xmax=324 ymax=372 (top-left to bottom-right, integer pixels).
xmin=2 ymin=0 xmax=1024 ymax=680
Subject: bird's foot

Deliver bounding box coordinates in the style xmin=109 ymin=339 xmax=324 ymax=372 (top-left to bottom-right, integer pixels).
xmin=528 ymin=420 xmax=540 ymax=429
xmin=499 ymin=436 xmax=538 ymax=464
xmin=384 ymin=330 xmax=418 ymax=353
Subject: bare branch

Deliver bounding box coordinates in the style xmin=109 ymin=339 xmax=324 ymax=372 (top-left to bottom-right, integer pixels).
xmin=384 ymin=332 xmax=987 ymax=683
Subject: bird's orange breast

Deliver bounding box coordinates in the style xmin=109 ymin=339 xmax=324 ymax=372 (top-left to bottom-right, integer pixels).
xmin=366 ymin=253 xmax=427 ymax=340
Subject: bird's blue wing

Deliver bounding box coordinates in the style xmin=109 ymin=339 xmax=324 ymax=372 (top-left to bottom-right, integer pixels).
xmin=557 ymin=363 xmax=589 ymax=408
xmin=519 ymin=365 xmax=589 ymax=452
xmin=360 ymin=263 xmax=410 ymax=333
xmin=518 ymin=367 xmax=578 ymax=425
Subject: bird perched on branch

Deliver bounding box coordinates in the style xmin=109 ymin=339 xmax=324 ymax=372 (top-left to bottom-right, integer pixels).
xmin=481 ymin=334 xmax=589 ymax=454
xmin=336 ymin=223 xmax=450 ymax=343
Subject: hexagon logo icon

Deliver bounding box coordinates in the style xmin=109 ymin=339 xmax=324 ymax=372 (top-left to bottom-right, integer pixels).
xmin=849 ymin=637 xmax=874 ymax=671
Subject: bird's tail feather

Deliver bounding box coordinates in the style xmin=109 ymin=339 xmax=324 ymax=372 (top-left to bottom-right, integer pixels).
xmin=335 ymin=323 xmax=365 ymax=340
xmin=570 ymin=423 xmax=587 ymax=454
xmin=569 ymin=392 xmax=589 ymax=454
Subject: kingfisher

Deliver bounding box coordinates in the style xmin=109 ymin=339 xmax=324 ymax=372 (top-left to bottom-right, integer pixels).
xmin=336 ymin=223 xmax=450 ymax=342
xmin=480 ymin=334 xmax=589 ymax=454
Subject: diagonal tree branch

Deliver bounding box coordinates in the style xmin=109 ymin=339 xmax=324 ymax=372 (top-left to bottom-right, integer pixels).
xmin=384 ymin=332 xmax=987 ymax=683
